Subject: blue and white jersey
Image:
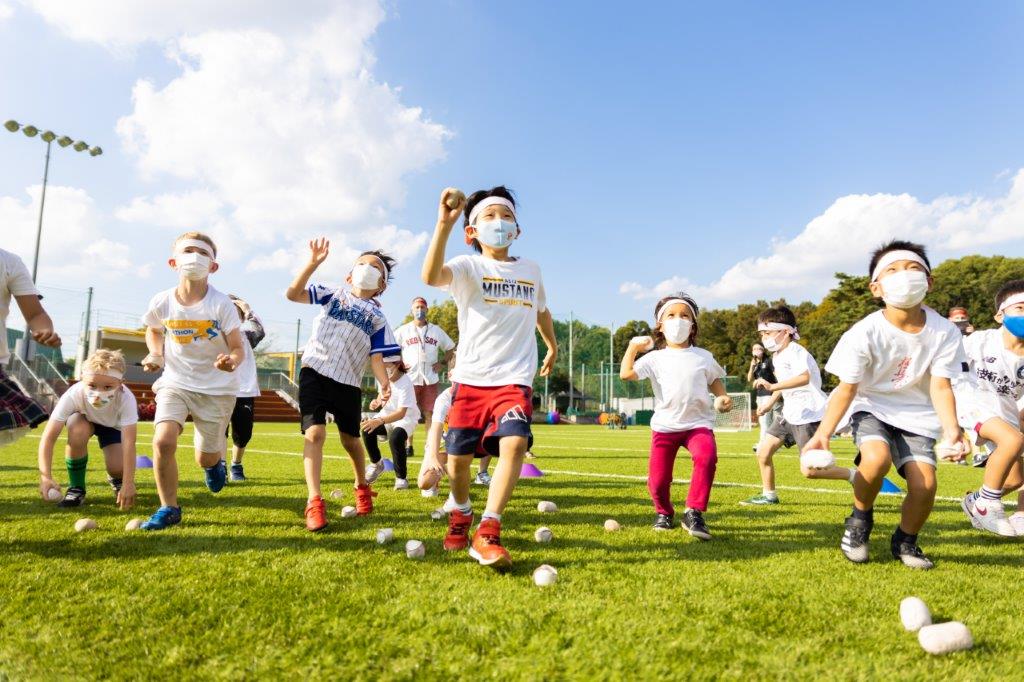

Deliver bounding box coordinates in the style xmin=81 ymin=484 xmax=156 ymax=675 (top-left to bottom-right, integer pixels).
xmin=302 ymin=285 xmax=400 ymax=387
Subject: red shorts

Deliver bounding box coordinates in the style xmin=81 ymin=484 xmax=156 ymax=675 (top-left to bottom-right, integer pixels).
xmin=413 ymin=382 xmax=439 ymax=415
xmin=444 ymin=383 xmax=534 ymax=458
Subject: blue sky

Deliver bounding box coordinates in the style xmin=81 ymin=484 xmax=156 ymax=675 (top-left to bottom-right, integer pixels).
xmin=3 ymin=1 xmax=1024 ymax=353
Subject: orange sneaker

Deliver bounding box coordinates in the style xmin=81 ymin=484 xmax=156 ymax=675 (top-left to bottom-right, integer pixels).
xmin=354 ymin=484 xmax=378 ymax=516
xmin=469 ymin=518 xmax=511 ymax=570
xmin=443 ymin=509 xmax=474 ymax=551
xmin=305 ymin=496 xmax=328 ymax=532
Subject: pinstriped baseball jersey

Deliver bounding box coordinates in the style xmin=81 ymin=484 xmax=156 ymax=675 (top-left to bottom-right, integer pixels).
xmin=302 ymin=285 xmax=400 ymax=387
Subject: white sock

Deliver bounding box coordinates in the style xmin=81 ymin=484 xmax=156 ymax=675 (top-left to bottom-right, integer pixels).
xmin=482 ymin=511 xmax=501 ymax=522
xmin=443 ymin=492 xmax=471 ymax=513
xmin=763 ymin=489 xmax=777 ymax=499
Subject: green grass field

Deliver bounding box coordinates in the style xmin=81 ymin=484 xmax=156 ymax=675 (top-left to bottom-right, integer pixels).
xmin=2 ymin=422 xmax=1022 ymax=680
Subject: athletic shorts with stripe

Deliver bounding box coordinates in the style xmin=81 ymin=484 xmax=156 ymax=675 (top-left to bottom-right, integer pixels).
xmin=444 ymin=383 xmax=534 ymax=459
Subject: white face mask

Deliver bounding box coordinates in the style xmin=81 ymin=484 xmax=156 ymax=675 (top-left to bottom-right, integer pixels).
xmin=352 ymin=263 xmax=382 ymax=291
xmin=86 ymin=388 xmax=117 ymax=408
xmin=176 ymin=252 xmax=212 ymax=281
xmin=474 ymin=218 xmax=517 ymax=249
xmin=661 ymin=318 xmax=692 ymax=345
xmin=880 ymin=270 xmax=929 ymax=309
xmin=763 ymin=333 xmax=784 ymax=353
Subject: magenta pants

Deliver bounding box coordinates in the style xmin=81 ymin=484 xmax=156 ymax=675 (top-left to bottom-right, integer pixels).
xmin=648 ymin=427 xmax=718 ymax=515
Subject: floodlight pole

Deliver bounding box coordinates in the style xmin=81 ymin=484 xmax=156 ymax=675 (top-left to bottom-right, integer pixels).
xmin=32 ymin=140 xmax=52 ymax=282
xmin=609 ymin=323 xmax=615 ymax=411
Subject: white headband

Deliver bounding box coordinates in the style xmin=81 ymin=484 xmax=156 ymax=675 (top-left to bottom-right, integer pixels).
xmin=175 ymin=239 xmax=216 ymax=259
xmin=467 ymin=197 xmax=517 ymax=226
xmin=364 ymin=254 xmax=389 ymax=277
xmin=657 ymin=298 xmax=696 ymax=322
xmin=84 ymin=370 xmax=123 ymax=380
xmin=871 ymin=250 xmax=929 ymax=282
xmin=1000 ymin=292 xmax=1024 ymax=313
xmin=758 ymin=322 xmax=800 ymax=340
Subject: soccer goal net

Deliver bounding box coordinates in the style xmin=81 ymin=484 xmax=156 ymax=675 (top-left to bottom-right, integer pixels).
xmin=714 ymin=392 xmax=752 ymax=432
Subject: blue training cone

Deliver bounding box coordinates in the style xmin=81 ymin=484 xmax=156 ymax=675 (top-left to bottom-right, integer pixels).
xmin=520 ymin=462 xmax=543 ymax=478
xmin=382 ymin=458 xmax=395 ymax=472
xmin=880 ymin=477 xmax=902 ymax=494
xmin=136 ymin=455 xmax=154 ymax=469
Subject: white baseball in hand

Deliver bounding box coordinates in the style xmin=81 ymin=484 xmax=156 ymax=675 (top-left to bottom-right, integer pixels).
xmin=445 ymin=189 xmax=466 ymax=210
xmin=713 ymin=395 xmax=732 ymax=413
xmin=46 ymin=487 xmax=62 ymax=502
xmin=630 ymin=336 xmax=654 ymax=351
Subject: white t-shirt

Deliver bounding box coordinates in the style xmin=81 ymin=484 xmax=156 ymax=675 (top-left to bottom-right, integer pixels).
xmin=445 ymin=254 xmax=547 ymax=387
xmin=772 ymin=342 xmax=827 ymax=425
xmin=50 ymin=383 xmax=138 ymax=429
xmin=431 ymin=387 xmax=453 ymax=425
xmin=377 ymin=372 xmax=420 ymax=435
xmin=142 ymin=286 xmax=241 ymax=396
xmin=954 ymin=328 xmax=1024 ymax=428
xmin=394 ymin=322 xmax=456 ymax=386
xmin=0 ymin=249 xmax=39 ymax=365
xmin=302 ymin=286 xmax=400 ymax=387
xmin=825 ymin=307 xmax=967 ymax=438
xmin=633 ymin=346 xmax=726 ymax=433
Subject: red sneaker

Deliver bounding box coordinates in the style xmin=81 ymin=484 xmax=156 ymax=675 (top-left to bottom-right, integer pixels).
xmin=443 ymin=509 xmax=474 ymax=551
xmin=470 ymin=518 xmax=511 ymax=570
xmin=354 ymin=484 xmax=378 ymax=516
xmin=305 ymin=496 xmax=328 ymax=532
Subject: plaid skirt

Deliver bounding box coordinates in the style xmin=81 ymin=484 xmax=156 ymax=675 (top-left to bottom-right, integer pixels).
xmin=0 ymin=367 xmax=48 ymax=431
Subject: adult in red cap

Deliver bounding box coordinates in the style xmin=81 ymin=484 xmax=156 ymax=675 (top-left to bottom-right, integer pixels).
xmin=948 ymin=306 xmax=974 ymax=335
xmin=393 ymin=297 xmax=455 ymax=455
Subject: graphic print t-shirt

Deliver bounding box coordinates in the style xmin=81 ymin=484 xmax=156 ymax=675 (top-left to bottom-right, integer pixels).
xmin=444 ymin=255 xmax=547 ymax=387
xmin=142 ymin=286 xmax=241 ymax=396
xmin=955 ymin=328 xmax=1024 ymax=426
xmin=394 ymin=322 xmax=456 ymax=385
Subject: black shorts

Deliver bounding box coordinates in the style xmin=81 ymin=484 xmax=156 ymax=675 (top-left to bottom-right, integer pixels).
xmin=227 ymin=397 xmax=255 ymax=448
xmin=299 ymin=367 xmax=362 ymax=437
xmin=92 ymin=422 xmax=122 ymax=448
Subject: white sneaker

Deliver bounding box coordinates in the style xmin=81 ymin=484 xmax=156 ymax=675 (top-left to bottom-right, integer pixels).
xmin=965 ymin=493 xmax=1016 ymax=537
xmin=365 ymin=461 xmax=385 ymax=484
xmin=473 ymin=471 xmax=492 ymax=486
xmin=1008 ymin=512 xmax=1024 ymax=536
xmin=421 ymin=485 xmax=438 ymax=498
xmin=393 ymin=478 xmax=409 ymax=490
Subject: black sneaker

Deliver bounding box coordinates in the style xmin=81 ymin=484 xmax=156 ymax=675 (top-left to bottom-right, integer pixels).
xmin=107 ymin=475 xmax=123 ymax=495
xmin=682 ymin=509 xmax=711 ymax=541
xmin=57 ymin=486 xmax=86 ymax=508
xmin=891 ymin=533 xmax=934 ymax=570
xmin=406 ymin=444 xmax=414 ymax=459
xmin=840 ymin=515 xmax=872 ymax=563
xmin=652 ymin=513 xmax=674 ymax=531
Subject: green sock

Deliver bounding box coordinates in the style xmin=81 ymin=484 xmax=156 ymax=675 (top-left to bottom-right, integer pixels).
xmin=66 ymin=455 xmax=88 ymax=490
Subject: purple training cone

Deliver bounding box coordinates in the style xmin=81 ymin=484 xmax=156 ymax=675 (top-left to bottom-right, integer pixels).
xmin=136 ymin=455 xmax=154 ymax=469
xmin=520 ymin=462 xmax=543 ymax=477
xmin=383 ymin=458 xmax=395 ymax=472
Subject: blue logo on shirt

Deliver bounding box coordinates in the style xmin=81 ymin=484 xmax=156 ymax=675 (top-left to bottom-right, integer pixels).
xmin=327 ymin=297 xmax=376 ymax=335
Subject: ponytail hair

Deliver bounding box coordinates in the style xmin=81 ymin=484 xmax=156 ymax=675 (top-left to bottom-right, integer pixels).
xmin=652 ymin=293 xmax=700 ymax=349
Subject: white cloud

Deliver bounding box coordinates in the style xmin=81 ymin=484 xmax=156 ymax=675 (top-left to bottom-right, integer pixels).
xmin=0 ymin=2 xmax=14 ymax=21
xmin=621 ymin=170 xmax=1024 ymax=305
xmin=114 ymin=190 xmax=223 ymax=230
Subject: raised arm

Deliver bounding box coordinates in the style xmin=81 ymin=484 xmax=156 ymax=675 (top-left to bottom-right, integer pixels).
xmin=286 ymin=238 xmax=330 ymax=302
xmin=421 ymin=188 xmax=465 ymax=287
xmin=620 ymin=337 xmax=652 ymax=381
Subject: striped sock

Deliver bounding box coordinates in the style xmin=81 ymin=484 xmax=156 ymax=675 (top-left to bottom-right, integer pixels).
xmin=979 ymin=485 xmax=1002 ymax=501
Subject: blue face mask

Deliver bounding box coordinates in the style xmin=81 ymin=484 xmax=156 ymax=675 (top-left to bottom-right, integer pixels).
xmin=1004 ymin=315 xmax=1024 ymax=339
xmin=474 ymin=219 xmax=517 ymax=249
xmin=413 ymin=309 xmax=426 ymax=321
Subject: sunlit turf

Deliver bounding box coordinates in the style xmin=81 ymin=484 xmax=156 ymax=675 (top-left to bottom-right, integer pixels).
xmin=1 ymin=423 xmax=1021 ymax=679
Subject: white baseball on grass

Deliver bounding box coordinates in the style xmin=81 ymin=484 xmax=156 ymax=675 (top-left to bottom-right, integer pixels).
xmin=125 ymin=518 xmax=144 ymax=531
xmin=537 ymin=500 xmax=558 ymax=513
xmin=341 ymin=505 xmax=357 ymax=518
xmin=713 ymin=395 xmax=731 ymax=413
xmin=533 ymin=564 xmax=558 ymax=587
xmin=405 ymin=540 xmax=425 ymax=559
xmin=604 ymin=519 xmax=621 ymax=532
xmin=46 ymin=487 xmax=62 ymax=502
xmin=899 ymin=597 xmax=931 ymax=632
xmin=918 ymin=621 xmax=973 ymax=655
xmin=329 ymin=489 xmax=344 ymax=500
xmin=430 ymin=509 xmax=444 ymax=521
xmin=74 ymin=518 xmax=97 ymax=533
xmin=376 ymin=528 xmax=394 ymax=545
xmin=534 ymin=527 xmax=553 ymax=543
xmin=800 ymin=449 xmax=836 ymax=470
xmin=445 ymin=189 xmax=466 ymax=210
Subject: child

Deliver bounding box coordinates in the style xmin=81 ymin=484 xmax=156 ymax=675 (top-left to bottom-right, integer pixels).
xmin=746 ymin=341 xmax=780 ymax=453
xmin=225 ymin=294 xmax=266 ymax=482
xmin=417 ymin=385 xmax=453 ymax=497
xmin=139 ymin=232 xmax=246 ymax=530
xmin=362 ymin=357 xmax=420 ymax=490
xmin=37 ymin=349 xmax=138 ymax=509
xmin=955 ymin=280 xmax=1024 ymax=536
xmin=421 ymin=186 xmax=557 ymax=570
xmin=285 ymin=237 xmax=397 ymax=532
xmin=620 ymin=293 xmax=731 ymax=540
xmin=0 ymin=247 xmax=61 ymax=446
xmin=803 ymin=240 xmax=968 ymax=569
xmin=740 ymin=306 xmax=855 ymax=506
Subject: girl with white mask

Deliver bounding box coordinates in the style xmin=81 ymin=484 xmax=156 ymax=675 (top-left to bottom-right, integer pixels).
xmin=620 ymin=293 xmax=731 ymax=541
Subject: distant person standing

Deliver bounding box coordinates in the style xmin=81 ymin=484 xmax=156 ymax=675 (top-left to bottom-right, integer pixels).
xmin=948 ymin=306 xmax=974 ymax=335
xmin=394 ymin=297 xmax=455 ymax=456
xmin=746 ymin=342 xmax=781 ymax=452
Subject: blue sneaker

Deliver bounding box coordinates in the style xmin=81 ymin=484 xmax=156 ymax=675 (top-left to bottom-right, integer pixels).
xmin=141 ymin=505 xmax=182 ymax=531
xmin=205 ymin=460 xmax=227 ymax=493
xmin=229 ymin=463 xmax=246 ymax=482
